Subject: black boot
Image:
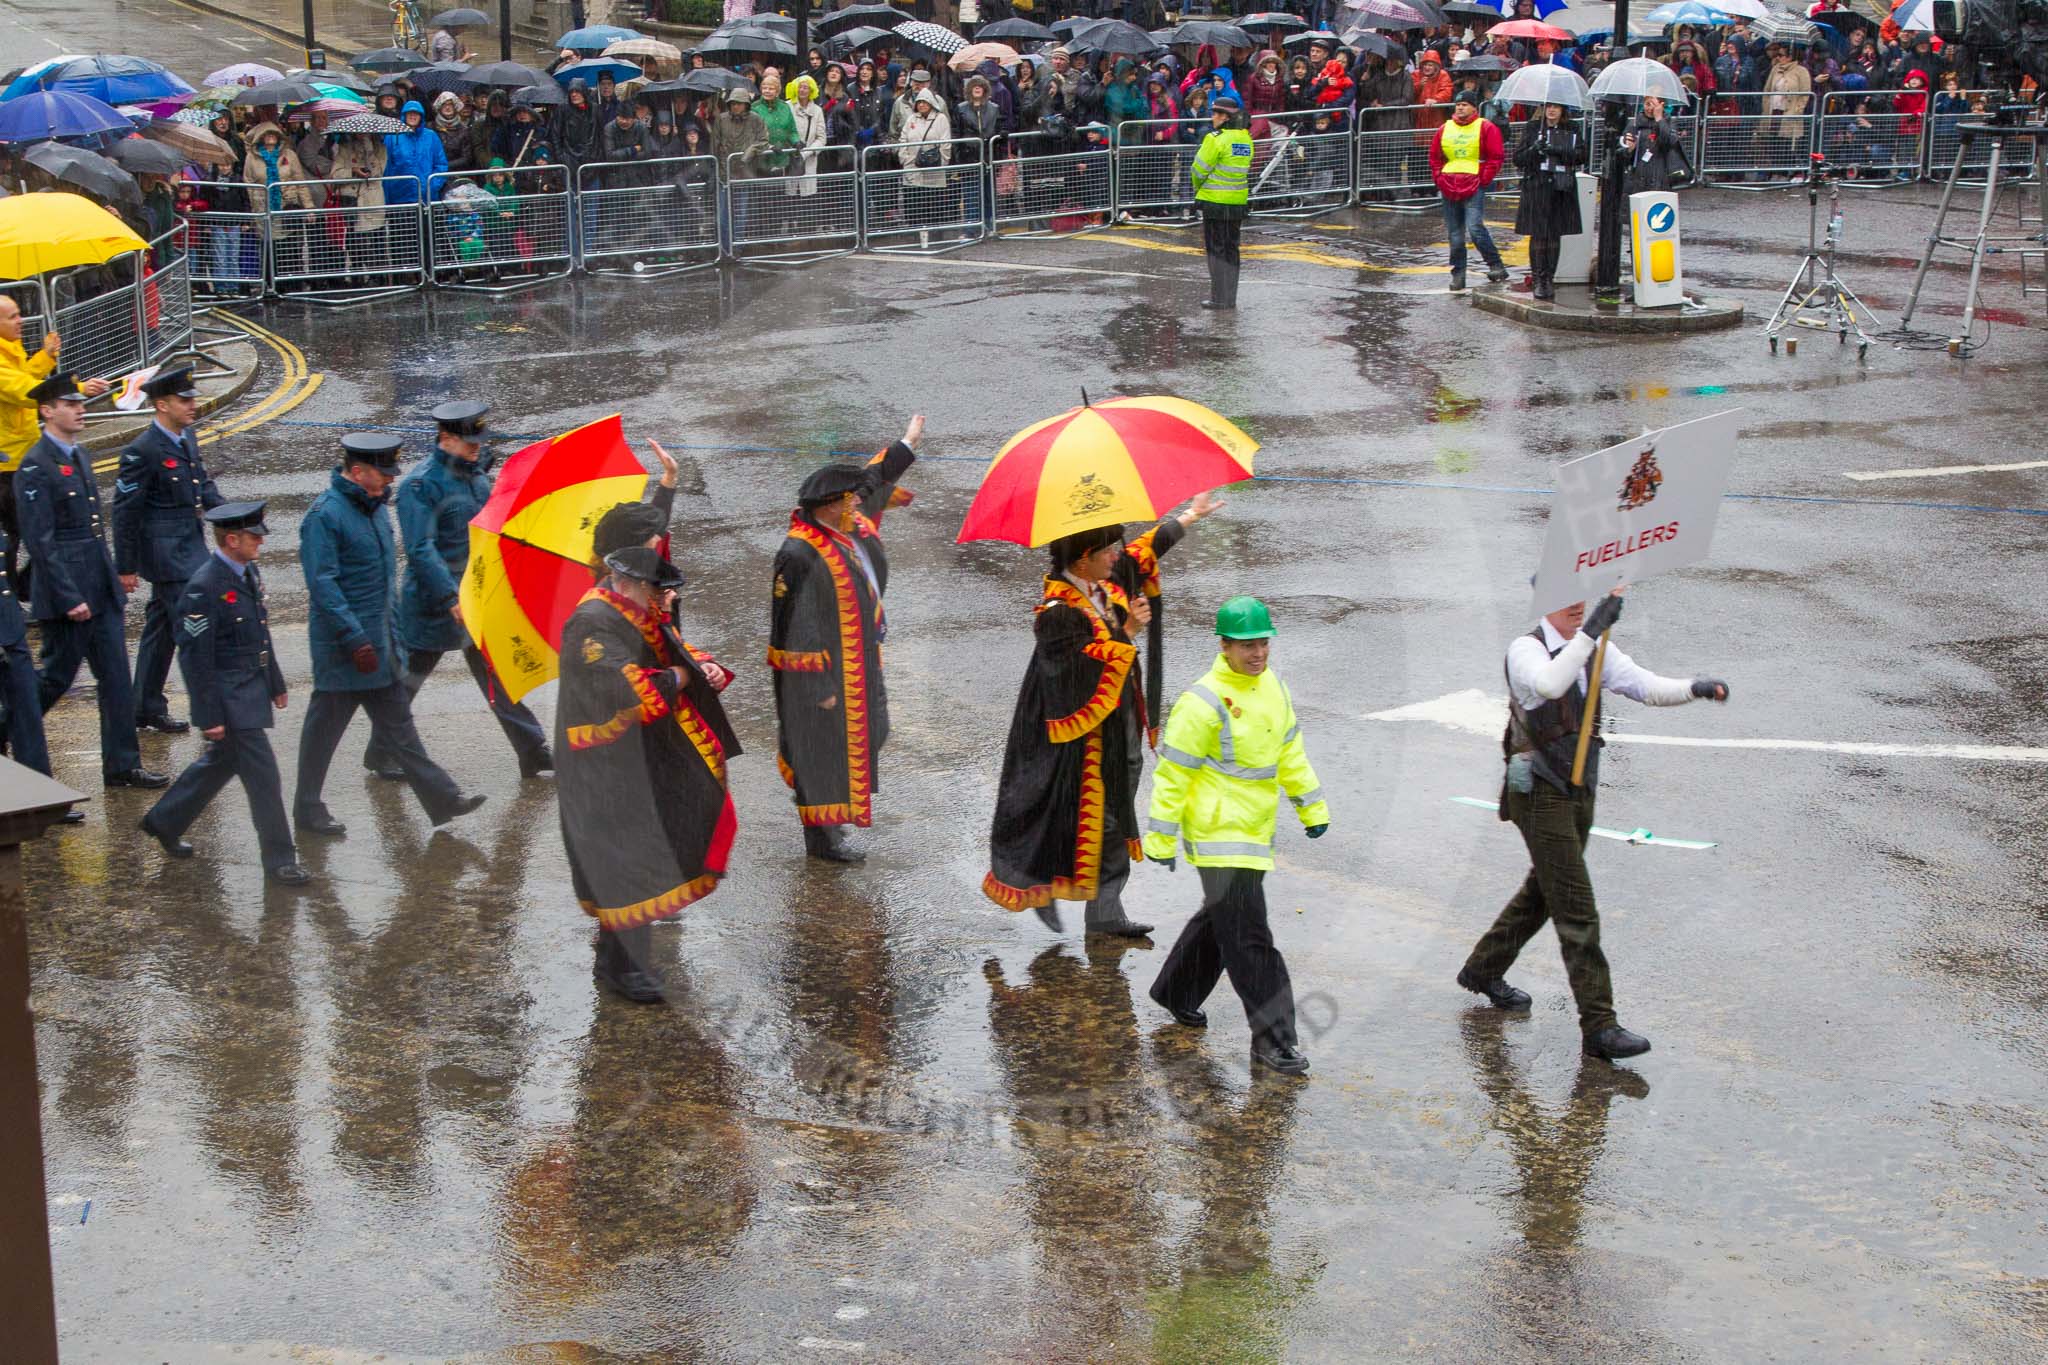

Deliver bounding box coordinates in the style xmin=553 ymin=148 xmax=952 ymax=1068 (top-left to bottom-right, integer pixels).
xmin=1584 ymin=1025 xmax=1652 ymax=1060
xmin=804 ymin=823 xmax=866 ymax=864
xmin=1457 ymin=965 xmax=1532 ymax=1010
xmin=593 ymin=927 xmax=664 ymax=1004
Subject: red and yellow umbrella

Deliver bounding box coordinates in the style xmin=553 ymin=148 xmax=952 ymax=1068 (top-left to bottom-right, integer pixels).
xmin=956 ymin=393 xmax=1258 ymax=546
xmin=461 ymin=414 xmax=647 ymax=703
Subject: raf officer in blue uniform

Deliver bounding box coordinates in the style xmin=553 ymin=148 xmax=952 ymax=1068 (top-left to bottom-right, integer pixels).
xmin=293 ymin=432 xmax=485 ymax=838
xmin=139 ymin=502 xmax=310 ymax=884
xmin=13 ymin=373 xmax=166 ymax=789
xmin=112 ymin=364 xmax=223 ymax=735
xmin=364 ymin=400 xmax=551 ymax=781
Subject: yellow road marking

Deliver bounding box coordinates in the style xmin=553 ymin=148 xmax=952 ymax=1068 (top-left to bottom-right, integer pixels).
xmin=1103 ymin=222 xmax=1528 ymax=272
xmin=89 ymin=311 xmax=320 ymax=473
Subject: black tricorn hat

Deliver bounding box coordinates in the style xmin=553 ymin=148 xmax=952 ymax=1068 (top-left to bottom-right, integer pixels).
xmin=603 ymin=545 xmax=685 ymax=589
xmin=592 ymin=500 xmax=668 ymax=559
xmin=798 ymin=462 xmax=865 ymax=508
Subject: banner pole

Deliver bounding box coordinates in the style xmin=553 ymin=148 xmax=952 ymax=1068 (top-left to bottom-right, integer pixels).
xmin=1569 ymin=629 xmax=1609 ymax=788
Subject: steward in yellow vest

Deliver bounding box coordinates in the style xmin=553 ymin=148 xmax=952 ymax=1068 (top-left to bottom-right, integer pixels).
xmin=1429 ymin=87 xmax=1509 ymax=291
xmin=1143 ymin=596 xmax=1329 ymax=1076
xmin=1191 ymin=93 xmax=1254 ymax=310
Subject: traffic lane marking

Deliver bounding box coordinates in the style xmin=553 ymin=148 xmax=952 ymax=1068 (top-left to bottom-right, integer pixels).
xmin=1844 ymin=459 xmax=2048 ymax=482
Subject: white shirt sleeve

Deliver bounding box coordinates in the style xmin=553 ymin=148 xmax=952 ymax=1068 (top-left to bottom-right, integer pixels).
xmin=1506 ymin=629 xmax=1596 ymax=709
xmin=1599 ymin=639 xmax=1695 ymax=707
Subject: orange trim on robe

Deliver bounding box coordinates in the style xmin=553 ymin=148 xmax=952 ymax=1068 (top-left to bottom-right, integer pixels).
xmin=1036 ymin=578 xmax=1138 ymax=745
xmin=784 ymin=515 xmax=874 ymax=828
xmin=982 ymin=729 xmax=1113 ymax=911
xmin=582 ymin=872 xmax=722 ymax=932
xmin=766 ymin=646 xmax=831 ymax=672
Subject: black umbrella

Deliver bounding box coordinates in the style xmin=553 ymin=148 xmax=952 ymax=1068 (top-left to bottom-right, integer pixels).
xmin=511 ymin=83 xmax=565 ymax=108
xmin=381 ymin=62 xmax=473 ymax=98
xmin=105 ymin=137 xmax=186 ymax=175
xmin=1283 ymin=29 xmax=1349 ymax=51
xmin=1440 ymin=1 xmax=1502 ymax=19
xmin=1454 ymin=53 xmax=1513 ymax=72
xmin=1064 ymin=20 xmax=1163 ymax=57
xmin=1165 ymin=20 xmax=1259 ymax=49
xmin=460 ymin=60 xmax=555 ymax=88
xmin=813 ymin=4 xmax=906 ymax=38
xmin=232 ymin=78 xmax=321 ymax=106
xmin=352 ymin=46 xmax=432 ymax=74
xmin=1050 ymin=17 xmax=1110 ymax=38
xmin=24 ymin=141 xmax=139 ymax=206
xmin=1235 ymin=11 xmax=1310 ymax=34
xmin=1342 ymin=30 xmax=1405 ymax=59
xmin=823 ymin=26 xmax=898 ymax=55
xmin=698 ymin=26 xmax=798 ymax=58
xmin=646 ymin=67 xmax=757 ymax=98
xmin=976 ymin=18 xmax=1058 ymax=43
xmin=428 ymin=7 xmax=491 ymax=27
xmin=291 ymin=66 xmax=373 ymax=93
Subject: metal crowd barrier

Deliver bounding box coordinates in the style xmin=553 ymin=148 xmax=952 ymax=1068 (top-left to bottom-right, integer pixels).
xmin=267 ymin=174 xmax=427 ymax=304
xmin=579 ymin=157 xmax=724 ymax=276
xmin=1250 ymin=114 xmax=1355 ymax=218
xmin=992 ymin=132 xmax=1112 ymax=238
xmin=179 ymin=181 xmax=267 ymax=299
xmin=1816 ymin=90 xmax=1923 ymax=182
xmin=138 ymin=225 xmax=193 ymax=367
xmin=1929 ymin=90 xmax=2039 ymax=184
xmin=1111 ymin=119 xmax=1200 ymax=222
xmin=46 ymin=259 xmax=146 ymax=382
xmin=1354 ymin=107 xmax=1444 ymax=210
xmin=723 ymin=153 xmax=860 ymax=266
xmin=859 ymin=137 xmax=986 ymax=254
xmin=1698 ymin=109 xmax=1814 ymax=185
xmin=428 ymin=165 xmax=574 ymax=293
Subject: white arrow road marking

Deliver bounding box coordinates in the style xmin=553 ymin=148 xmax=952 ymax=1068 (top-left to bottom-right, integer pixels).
xmin=1366 ymin=689 xmax=2048 ymax=763
xmin=1843 ymin=459 xmax=2048 ymax=482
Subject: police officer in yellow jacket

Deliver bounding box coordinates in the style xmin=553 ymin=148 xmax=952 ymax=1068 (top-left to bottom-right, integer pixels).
xmin=1191 ymin=93 xmax=1254 ymax=311
xmin=1143 ymin=596 xmax=1329 ymax=1075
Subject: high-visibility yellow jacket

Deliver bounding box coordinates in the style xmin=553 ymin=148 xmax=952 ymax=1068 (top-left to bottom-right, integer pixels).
xmin=1191 ymin=127 xmax=1254 ymax=207
xmin=1143 ymin=655 xmax=1328 ymax=870
xmin=0 ymin=336 xmax=56 ymax=473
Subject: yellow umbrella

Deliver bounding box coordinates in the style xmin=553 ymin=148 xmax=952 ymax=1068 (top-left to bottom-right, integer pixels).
xmin=0 ymin=192 xmax=146 ymax=281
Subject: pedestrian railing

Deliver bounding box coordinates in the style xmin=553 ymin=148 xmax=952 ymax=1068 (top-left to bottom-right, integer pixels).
xmin=267 ymin=174 xmax=428 ymax=304
xmin=1354 ymin=109 xmax=1444 ymax=211
xmin=1816 ymin=91 xmax=1922 ymax=183
xmin=427 ymin=165 xmax=574 ymax=292
xmin=991 ymin=132 xmax=1112 ymax=238
xmin=1251 ymin=121 xmax=1355 ymax=218
xmin=1110 ymin=120 xmax=1200 ymax=223
xmin=579 ymin=157 xmax=724 ymax=275
xmin=179 ymin=182 xmax=268 ymax=299
xmin=859 ymin=138 xmax=987 ymax=254
xmin=47 ymin=258 xmax=147 ymax=383
xmin=1698 ymin=110 xmax=1814 ymax=185
xmin=724 ymin=153 xmax=861 ymax=265
xmin=138 ymin=225 xmax=193 ymax=368
xmin=1928 ymin=91 xmax=2040 ymax=184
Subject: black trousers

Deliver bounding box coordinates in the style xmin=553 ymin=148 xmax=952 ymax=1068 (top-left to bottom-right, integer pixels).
xmin=1084 ymin=704 xmax=1144 ymax=927
xmin=37 ymin=609 xmax=141 ymax=776
xmin=365 ymin=644 xmax=547 ymax=772
xmin=0 ymin=632 xmax=49 ymax=775
xmin=132 ymin=576 xmax=187 ymax=725
xmin=1152 ymin=866 xmax=1297 ymax=1049
xmin=146 ymin=728 xmax=296 ymax=870
xmin=1202 ymin=214 xmax=1242 ymax=308
xmin=1463 ymin=784 xmax=1617 ymax=1035
xmin=294 ymin=683 xmax=462 ymax=823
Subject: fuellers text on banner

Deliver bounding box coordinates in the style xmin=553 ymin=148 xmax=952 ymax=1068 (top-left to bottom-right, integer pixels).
xmin=1529 ymin=409 xmax=1741 ymax=619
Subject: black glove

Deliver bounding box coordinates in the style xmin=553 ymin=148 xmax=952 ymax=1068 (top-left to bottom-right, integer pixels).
xmin=1583 ymin=593 xmax=1624 ymax=638
xmin=1158 ymin=856 xmax=1177 ymax=872
xmin=350 ymin=643 xmax=379 ymax=675
xmin=1305 ymin=824 xmax=1328 ymax=839
xmin=1691 ymin=677 xmax=1730 ymax=701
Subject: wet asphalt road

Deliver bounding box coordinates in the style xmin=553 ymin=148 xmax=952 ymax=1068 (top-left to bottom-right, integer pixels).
xmin=14 ymin=8 xmax=2048 ymax=1363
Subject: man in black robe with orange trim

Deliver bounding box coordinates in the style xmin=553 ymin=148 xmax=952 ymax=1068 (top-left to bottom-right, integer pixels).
xmin=983 ymin=492 xmax=1222 ymax=937
xmin=557 ymin=547 xmax=739 ymax=1004
xmin=767 ymin=415 xmax=923 ymax=864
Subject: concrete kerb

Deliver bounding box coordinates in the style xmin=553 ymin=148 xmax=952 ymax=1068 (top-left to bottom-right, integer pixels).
xmin=78 ymin=335 xmax=261 ymax=455
xmin=1470 ymin=287 xmax=1747 ymax=334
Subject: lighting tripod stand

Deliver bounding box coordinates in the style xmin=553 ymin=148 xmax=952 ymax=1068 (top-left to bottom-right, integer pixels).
xmin=1764 ymin=156 xmax=1874 ymax=359
xmin=1899 ymin=115 xmax=2047 ymax=357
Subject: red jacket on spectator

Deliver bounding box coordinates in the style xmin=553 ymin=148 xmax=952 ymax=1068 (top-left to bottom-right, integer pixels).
xmin=1312 ymin=59 xmax=1355 ymax=108
xmin=1429 ymin=114 xmax=1504 ymax=199
xmin=1413 ymin=62 xmax=1454 ymax=128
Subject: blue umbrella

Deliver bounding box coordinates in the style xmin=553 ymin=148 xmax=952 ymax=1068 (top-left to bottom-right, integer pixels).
xmin=1478 ymin=0 xmax=1569 ymax=16
xmin=0 ymin=89 xmax=132 ymax=142
xmin=555 ymin=24 xmax=641 ymax=53
xmin=1643 ymin=2 xmax=1736 ymax=26
xmin=551 ymin=57 xmax=643 ymax=86
xmin=2 ymin=55 xmax=194 ymax=105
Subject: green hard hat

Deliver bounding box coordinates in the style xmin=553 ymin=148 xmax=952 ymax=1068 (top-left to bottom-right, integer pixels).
xmin=1216 ymin=595 xmax=1275 ymax=640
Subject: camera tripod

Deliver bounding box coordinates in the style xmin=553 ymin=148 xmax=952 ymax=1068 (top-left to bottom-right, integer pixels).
xmin=1898 ymin=116 xmax=2046 ymax=357
xmin=1764 ymin=159 xmax=1874 ymax=359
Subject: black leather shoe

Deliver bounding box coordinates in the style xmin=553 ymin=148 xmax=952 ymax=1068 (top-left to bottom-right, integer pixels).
xmin=1086 ymin=917 xmax=1154 ymax=939
xmin=431 ymin=793 xmax=488 ymax=826
xmin=1032 ymin=904 xmax=1064 ymax=932
xmin=138 ymin=716 xmax=191 ymax=735
xmin=266 ymin=862 xmax=312 ymax=886
xmin=593 ymin=933 xmax=664 ymax=1004
xmin=363 ymin=757 xmax=405 ymax=780
xmin=1252 ymin=1043 xmax=1310 ymax=1075
xmin=1148 ymin=983 xmax=1206 ymax=1028
xmin=1200 ymin=299 xmax=1224 ymax=309
xmin=1583 ymin=1025 xmax=1652 ymax=1060
xmin=59 ymin=808 xmax=85 ymax=824
xmin=1487 ymin=268 xmax=1511 ymax=284
xmin=105 ymin=767 xmax=171 ymax=789
xmin=297 ymin=811 xmax=347 ymax=838
xmin=803 ymin=825 xmax=865 ymax=864
xmin=521 ymin=748 xmax=555 ymax=779
xmin=1458 ymin=965 xmax=1532 ymax=1011
xmin=139 ymin=817 xmax=193 ymax=859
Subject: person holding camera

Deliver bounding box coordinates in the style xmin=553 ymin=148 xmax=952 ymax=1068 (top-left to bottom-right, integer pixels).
xmin=1513 ymin=102 xmax=1587 ymax=301
xmin=1621 ymin=92 xmax=1694 ymax=195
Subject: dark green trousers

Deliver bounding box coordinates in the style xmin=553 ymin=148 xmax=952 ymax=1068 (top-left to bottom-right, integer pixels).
xmin=1463 ymin=783 xmax=1617 ymax=1035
